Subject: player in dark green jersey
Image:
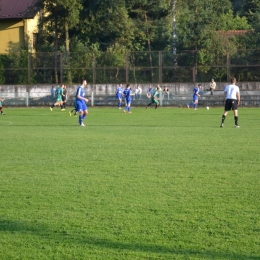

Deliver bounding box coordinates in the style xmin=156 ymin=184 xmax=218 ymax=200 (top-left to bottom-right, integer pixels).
xmin=146 ymin=85 xmax=161 ymax=109
xmin=0 ymin=97 xmax=5 ymax=115
xmin=50 ymin=85 xmax=65 ymax=111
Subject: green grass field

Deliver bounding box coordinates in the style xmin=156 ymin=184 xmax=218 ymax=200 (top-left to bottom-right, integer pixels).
xmin=0 ymin=107 xmax=259 ymax=260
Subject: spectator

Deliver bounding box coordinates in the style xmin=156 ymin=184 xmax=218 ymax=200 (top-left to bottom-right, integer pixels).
xmin=209 ymin=78 xmax=216 ymax=95
xmin=135 ymin=85 xmax=142 ymax=100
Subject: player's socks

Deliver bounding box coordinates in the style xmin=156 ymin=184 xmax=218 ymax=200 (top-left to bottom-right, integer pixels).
xmin=155 ymin=104 xmax=158 ymax=109
xmin=194 ymin=104 xmax=197 ymax=109
xmin=221 ymin=115 xmax=226 ymax=124
xmin=83 ymin=114 xmax=86 ymax=119
xmin=234 ymin=116 xmax=238 ymax=125
xmin=188 ymin=102 xmax=193 ymax=108
xmin=79 ymin=115 xmax=83 ymax=125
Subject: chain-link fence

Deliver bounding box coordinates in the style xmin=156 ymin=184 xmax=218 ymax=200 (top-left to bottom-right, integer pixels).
xmin=1 ymin=50 xmax=260 ymax=84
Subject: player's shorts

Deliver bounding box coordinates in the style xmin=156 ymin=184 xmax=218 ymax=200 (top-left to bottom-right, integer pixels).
xmin=56 ymin=97 xmax=62 ymax=103
xmin=116 ymin=94 xmax=122 ymax=99
xmin=76 ymin=100 xmax=87 ymax=112
xmin=62 ymin=96 xmax=66 ymax=102
xmin=225 ymin=99 xmax=238 ymax=111
xmin=151 ymin=98 xmax=159 ymax=104
xmin=77 ymin=100 xmax=87 ymax=112
xmin=125 ymin=97 xmax=131 ymax=105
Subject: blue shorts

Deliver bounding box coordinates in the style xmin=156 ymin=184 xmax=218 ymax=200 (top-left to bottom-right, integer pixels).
xmin=116 ymin=94 xmax=122 ymax=99
xmin=125 ymin=97 xmax=131 ymax=105
xmin=77 ymin=100 xmax=87 ymax=112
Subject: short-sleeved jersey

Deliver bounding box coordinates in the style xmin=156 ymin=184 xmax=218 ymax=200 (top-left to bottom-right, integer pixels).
xmin=55 ymin=87 xmax=63 ymax=102
xmin=151 ymin=90 xmax=160 ymax=104
xmin=193 ymin=86 xmax=200 ymax=100
xmin=116 ymin=86 xmax=123 ymax=98
xmin=0 ymin=100 xmax=3 ymax=106
xmin=76 ymin=86 xmax=85 ymax=102
xmin=224 ymin=84 xmax=240 ymax=99
xmin=123 ymin=88 xmax=131 ymax=98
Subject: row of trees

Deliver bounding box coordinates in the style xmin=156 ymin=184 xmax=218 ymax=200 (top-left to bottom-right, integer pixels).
xmin=1 ymin=0 xmax=260 ymax=84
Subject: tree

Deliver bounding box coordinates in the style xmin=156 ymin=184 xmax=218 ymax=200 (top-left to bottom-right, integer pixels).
xmin=34 ymin=0 xmax=83 ymax=83
xmin=175 ymin=0 xmax=251 ymax=82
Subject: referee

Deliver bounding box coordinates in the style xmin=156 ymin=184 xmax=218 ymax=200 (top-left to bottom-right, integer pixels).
xmin=220 ymin=77 xmax=240 ymax=128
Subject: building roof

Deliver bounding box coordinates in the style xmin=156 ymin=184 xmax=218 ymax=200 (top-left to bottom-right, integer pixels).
xmin=0 ymin=0 xmax=37 ymax=19
xmin=218 ymin=30 xmax=254 ymax=38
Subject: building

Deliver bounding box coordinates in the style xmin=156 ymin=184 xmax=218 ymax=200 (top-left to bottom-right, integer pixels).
xmin=0 ymin=0 xmax=39 ymax=53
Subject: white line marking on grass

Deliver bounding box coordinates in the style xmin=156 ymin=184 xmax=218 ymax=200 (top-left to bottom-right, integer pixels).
xmin=2 ymin=121 xmax=13 ymax=125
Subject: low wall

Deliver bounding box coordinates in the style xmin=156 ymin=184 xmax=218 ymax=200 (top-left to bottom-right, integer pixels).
xmin=0 ymin=83 xmax=260 ymax=107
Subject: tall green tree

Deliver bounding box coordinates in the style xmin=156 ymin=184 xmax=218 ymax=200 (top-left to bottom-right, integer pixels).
xmin=176 ymin=0 xmax=251 ymax=81
xmin=35 ymin=0 xmax=83 ymax=83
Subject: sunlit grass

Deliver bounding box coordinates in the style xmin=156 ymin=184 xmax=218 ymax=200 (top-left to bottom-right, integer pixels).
xmin=0 ymin=107 xmax=259 ymax=259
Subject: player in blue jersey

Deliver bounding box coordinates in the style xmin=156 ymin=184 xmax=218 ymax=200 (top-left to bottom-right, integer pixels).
xmin=76 ymin=79 xmax=88 ymax=126
xmin=116 ymin=83 xmax=123 ymax=109
xmin=123 ymin=84 xmax=134 ymax=114
xmin=187 ymin=84 xmax=202 ymax=110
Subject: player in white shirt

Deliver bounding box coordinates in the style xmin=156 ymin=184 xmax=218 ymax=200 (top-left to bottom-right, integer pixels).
xmin=220 ymin=77 xmax=240 ymax=128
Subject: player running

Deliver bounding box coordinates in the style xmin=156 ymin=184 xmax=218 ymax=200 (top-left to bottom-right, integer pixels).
xmin=50 ymin=85 xmax=64 ymax=111
xmin=146 ymin=85 xmax=161 ymax=109
xmin=187 ymin=84 xmax=202 ymax=110
xmin=0 ymin=97 xmax=5 ymax=115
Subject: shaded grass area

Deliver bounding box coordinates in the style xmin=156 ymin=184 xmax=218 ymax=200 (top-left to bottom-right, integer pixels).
xmin=0 ymin=107 xmax=260 ymax=259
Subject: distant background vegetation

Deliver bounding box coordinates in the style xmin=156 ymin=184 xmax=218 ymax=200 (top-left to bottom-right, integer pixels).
xmin=1 ymin=0 xmax=260 ymax=84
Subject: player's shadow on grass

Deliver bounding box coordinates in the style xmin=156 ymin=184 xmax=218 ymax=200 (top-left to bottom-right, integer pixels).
xmin=0 ymin=219 xmax=258 ymax=260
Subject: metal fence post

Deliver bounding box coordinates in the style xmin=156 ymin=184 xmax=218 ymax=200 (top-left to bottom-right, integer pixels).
xmin=60 ymin=53 xmax=63 ymax=84
xmin=28 ymin=52 xmax=31 ymax=84
xmin=126 ymin=52 xmax=129 ymax=84
xmin=227 ymin=52 xmax=231 ymax=81
xmin=159 ymin=51 xmax=162 ymax=84
xmin=91 ymin=91 xmax=94 ymax=107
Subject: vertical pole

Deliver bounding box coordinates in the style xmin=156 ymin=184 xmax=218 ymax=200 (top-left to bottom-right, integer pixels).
xmin=227 ymin=52 xmax=230 ymax=81
xmin=159 ymin=51 xmax=162 ymax=84
xmin=91 ymin=91 xmax=94 ymax=107
xmin=172 ymin=0 xmax=177 ymax=82
xmin=93 ymin=56 xmax=96 ymax=85
xmin=125 ymin=52 xmax=129 ymax=84
xmin=60 ymin=53 xmax=63 ymax=84
xmin=28 ymin=52 xmax=31 ymax=85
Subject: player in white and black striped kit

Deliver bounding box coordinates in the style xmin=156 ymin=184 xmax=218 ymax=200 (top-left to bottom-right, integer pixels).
xmin=220 ymin=77 xmax=240 ymax=128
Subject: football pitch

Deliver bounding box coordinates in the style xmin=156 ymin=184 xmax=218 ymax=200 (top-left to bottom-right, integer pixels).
xmin=0 ymin=107 xmax=259 ymax=260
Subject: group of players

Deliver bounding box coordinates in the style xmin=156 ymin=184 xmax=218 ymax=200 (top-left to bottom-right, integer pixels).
xmin=115 ymin=83 xmax=162 ymax=113
xmin=49 ymin=77 xmax=240 ymax=128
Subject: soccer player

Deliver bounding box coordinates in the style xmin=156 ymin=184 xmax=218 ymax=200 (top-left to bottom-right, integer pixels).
xmin=146 ymin=85 xmax=161 ymax=109
xmin=187 ymin=84 xmax=202 ymax=110
xmin=62 ymin=85 xmax=68 ymax=109
xmin=50 ymin=85 xmax=64 ymax=111
xmin=76 ymin=79 xmax=88 ymax=126
xmin=123 ymin=84 xmax=134 ymax=113
xmin=69 ymin=98 xmax=77 ymax=117
xmin=220 ymin=77 xmax=240 ymax=128
xmin=0 ymin=97 xmax=5 ymax=115
xmin=116 ymin=83 xmax=123 ymax=109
